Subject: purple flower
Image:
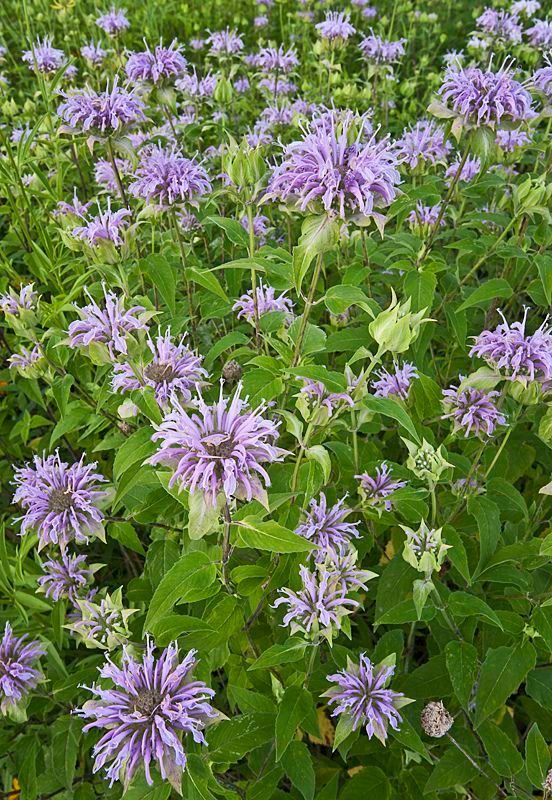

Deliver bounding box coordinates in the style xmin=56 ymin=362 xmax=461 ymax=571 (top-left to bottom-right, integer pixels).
xmin=57 ymin=79 xmax=146 ymax=135
xmin=469 ymin=308 xmax=552 ymax=384
xmin=75 ymin=639 xmax=217 ymax=790
xmin=149 ymin=381 xmax=285 ymax=505
xmin=394 ymin=120 xmax=451 ymax=170
xmin=129 ymin=145 xmax=211 ymax=207
xmin=269 ymin=110 xmax=400 ymax=221
xmin=82 ymin=43 xmax=107 ymax=67
xmin=13 ymin=452 xmax=107 ymax=551
xmin=0 ymin=622 xmax=45 ymax=714
xmin=125 ymin=40 xmax=186 ymax=84
xmin=476 ymin=9 xmax=522 ymax=43
xmin=54 ymin=188 xmax=93 ymax=218
xmin=442 ymin=382 xmax=506 ymax=437
xmin=240 ymin=213 xmax=271 ymax=244
xmin=67 ymin=285 xmax=147 ymax=356
xmin=255 ymin=45 xmax=299 ymax=74
xmin=325 ymin=547 xmax=376 ymax=593
xmin=234 ymin=76 xmax=250 ymax=93
xmin=254 ymin=16 xmax=269 ymax=28
xmin=299 ymin=379 xmax=354 ymax=418
xmin=22 ymin=37 xmax=65 ymax=74
xmin=72 ymin=200 xmax=131 ymax=247
xmin=315 ymin=11 xmax=356 ymax=42
xmin=439 ymin=62 xmax=535 ymax=127
xmin=96 ymin=7 xmax=130 ymax=36
xmin=94 ymin=157 xmax=130 ymax=192
xmin=69 ymin=591 xmax=135 ymax=650
xmin=37 ymin=552 xmax=93 ymax=602
xmin=259 ymin=76 xmax=297 ymax=96
xmin=407 ymin=202 xmax=444 ymax=228
xmin=176 ymin=69 xmax=218 ymax=97
xmin=273 ymin=564 xmax=361 ymax=638
xmin=0 ymin=284 xmax=37 ymax=317
xmin=534 ymin=57 xmax=552 ymax=101
xmin=207 ymin=28 xmax=244 ymax=55
xmin=8 ymin=344 xmax=43 ymax=374
xmin=324 ymin=654 xmax=406 ymax=743
xmin=296 ymin=494 xmax=360 ymax=555
xmin=512 ymin=0 xmax=540 ymax=15
xmin=233 ymin=280 xmax=293 ymax=322
xmin=527 ymin=19 xmax=552 ymax=48
xmin=359 ymin=33 xmax=406 ymax=64
xmin=445 ymin=154 xmax=481 ymax=183
xmin=190 ymin=38 xmax=206 ymax=51
xmin=356 ymin=462 xmax=406 ymax=511
xmin=495 ymin=129 xmax=530 ymax=151
xmin=372 ymin=362 xmax=418 ymax=400
xmin=112 ymin=329 xmax=207 ymax=408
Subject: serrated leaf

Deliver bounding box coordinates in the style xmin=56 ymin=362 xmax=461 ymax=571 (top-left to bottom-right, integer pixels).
xmin=474 ymin=642 xmax=536 ymax=727
xmin=235 ymin=517 xmax=316 ymax=553
xmin=276 ymin=686 xmax=312 ymax=760
xmin=445 ymin=640 xmax=478 ymax=710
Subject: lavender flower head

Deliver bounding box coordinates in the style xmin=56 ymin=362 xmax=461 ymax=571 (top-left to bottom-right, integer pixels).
xmin=72 ymin=201 xmax=131 ymax=247
xmin=442 ymin=382 xmax=506 ymax=437
xmin=511 ymin=0 xmax=540 ymax=15
xmin=129 ymin=145 xmax=211 ymax=207
xmin=298 ymin=379 xmax=355 ymax=420
xmin=324 ymin=547 xmax=377 ymax=594
xmin=372 ymin=362 xmax=418 ymax=400
xmin=394 ymin=120 xmax=451 ymax=170
xmin=57 ymin=79 xmax=146 ymax=135
xmin=96 ymin=7 xmax=130 ymax=36
xmin=13 ymin=452 xmax=107 ymax=551
xmin=315 ymin=11 xmax=356 ymax=43
xmin=240 ymin=213 xmax=271 ymax=244
xmin=112 ymin=329 xmax=207 ymax=408
xmin=296 ymin=494 xmax=360 ymax=556
xmin=233 ymin=280 xmax=293 ymax=323
xmin=37 ymin=552 xmax=94 ymax=602
xmin=94 ymin=157 xmax=130 ymax=192
xmin=359 ymin=33 xmax=406 ymax=64
xmin=356 ymin=462 xmax=406 ymax=512
xmin=0 ymin=623 xmax=46 ymax=715
xmin=256 ymin=45 xmax=299 ymax=74
xmin=207 ymin=28 xmax=244 ymax=56
xmin=495 ymin=129 xmax=530 ymax=151
xmin=273 ymin=563 xmax=361 ymax=640
xmin=445 ymin=155 xmax=481 ymax=183
xmin=67 ymin=285 xmax=148 ymax=357
xmin=22 ymin=37 xmax=66 ymax=74
xmin=469 ymin=307 xmax=552 ymax=384
xmin=8 ymin=344 xmax=43 ymax=376
xmin=527 ymin=20 xmax=552 ymax=48
xmin=407 ymin=203 xmax=444 ymax=229
xmin=54 ymin=188 xmax=93 ymax=219
xmin=269 ymin=110 xmax=400 ymax=222
xmin=176 ymin=69 xmax=218 ymax=98
xmin=82 ymin=43 xmax=107 ymax=67
xmin=255 ymin=15 xmax=269 ymax=28
xmin=149 ymin=381 xmax=285 ymax=506
xmin=75 ymin=639 xmax=217 ymax=790
xmin=438 ymin=62 xmax=535 ymax=128
xmin=533 ymin=56 xmax=552 ymax=101
xmin=324 ymin=654 xmax=409 ymax=743
xmin=0 ymin=284 xmax=37 ymax=317
xmin=476 ymin=9 xmax=522 ymax=44
xmin=125 ymin=39 xmax=186 ymax=84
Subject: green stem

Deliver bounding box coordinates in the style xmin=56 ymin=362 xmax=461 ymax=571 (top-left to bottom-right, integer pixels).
xmin=291 ymin=252 xmax=324 ymax=367
xmin=247 ymin=205 xmax=261 ymax=352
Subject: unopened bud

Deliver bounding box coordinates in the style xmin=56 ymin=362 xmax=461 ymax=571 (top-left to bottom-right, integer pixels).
xmin=420 ymin=701 xmax=453 ymax=738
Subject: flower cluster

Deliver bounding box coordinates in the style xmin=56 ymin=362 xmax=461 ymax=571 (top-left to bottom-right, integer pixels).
xmin=129 ymin=145 xmax=211 ymax=206
xmin=0 ymin=623 xmax=46 ymax=715
xmin=125 ymin=39 xmax=186 ymax=84
xmin=58 ymin=79 xmax=146 ymax=135
xmin=233 ymin=280 xmax=293 ymax=323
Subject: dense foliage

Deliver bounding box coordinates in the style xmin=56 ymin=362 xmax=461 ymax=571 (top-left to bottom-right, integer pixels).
xmin=1 ymin=0 xmax=552 ymax=798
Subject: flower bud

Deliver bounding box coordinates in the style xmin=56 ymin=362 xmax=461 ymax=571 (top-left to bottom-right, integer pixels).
xmin=420 ymin=701 xmax=453 ymax=737
xmin=222 ymin=360 xmax=242 ymax=384
xmin=403 ymin=438 xmax=452 ymax=483
xmin=369 ymin=290 xmax=431 ymax=355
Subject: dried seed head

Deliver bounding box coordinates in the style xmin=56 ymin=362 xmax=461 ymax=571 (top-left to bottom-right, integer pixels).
xmin=420 ymin=701 xmax=453 ymax=737
xmin=544 ymin=768 xmax=552 ymax=798
xmin=222 ymin=360 xmax=242 ymax=383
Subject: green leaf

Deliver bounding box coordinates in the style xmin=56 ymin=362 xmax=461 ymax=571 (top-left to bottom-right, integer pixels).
xmin=533 ymin=605 xmax=552 ymax=651
xmin=478 ymin=720 xmax=523 ymax=777
xmin=20 ymin=739 xmax=38 ymax=800
xmin=457 ymin=278 xmax=512 ymax=312
xmin=51 ymin=716 xmax=81 ymax=789
xmin=185 ymin=265 xmax=228 ymax=302
xmin=526 ymin=667 xmax=552 ymax=710
xmin=143 ymin=254 xmax=176 ymax=315
xmin=114 ymin=427 xmax=156 ymax=482
xmin=276 ymin=686 xmax=312 ymax=760
xmin=445 ymin=640 xmax=478 ymax=710
xmin=390 ymin=718 xmax=431 ymax=762
xmin=107 ymin=521 xmax=145 ymax=555
xmin=280 ymin=741 xmax=315 ymax=800
xmin=339 ymin=767 xmax=391 ymax=800
xmin=525 ymin=723 xmax=550 ymax=788
xmin=188 ymin=490 xmax=223 ymax=540
xmin=474 ymin=642 xmax=536 ymax=727
xmin=249 ymin=637 xmax=307 ymax=670
xmin=424 ymin=746 xmax=478 ymax=793
xmin=207 ymin=713 xmax=275 ymax=762
xmin=124 ymin=776 xmax=171 ymax=800
xmin=364 ymin=395 xmax=421 ymax=444
xmin=235 ymin=517 xmax=316 ymax=553
xmin=468 ymin=495 xmax=501 ymax=577
xmin=286 ymin=366 xmax=346 ymax=393
xmin=449 ymin=591 xmax=504 ymax=630
xmin=404 ymin=271 xmax=436 ymax=312
xmin=144 ymin=551 xmax=217 ymax=633
xmin=206 ymin=215 xmax=249 ymax=248
xmin=323 ymin=284 xmax=373 ymax=316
